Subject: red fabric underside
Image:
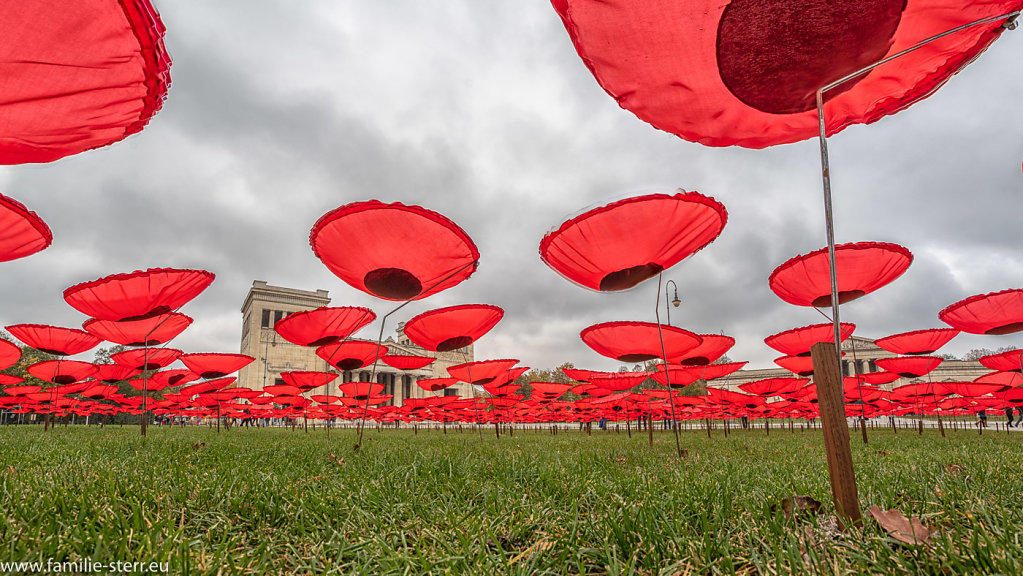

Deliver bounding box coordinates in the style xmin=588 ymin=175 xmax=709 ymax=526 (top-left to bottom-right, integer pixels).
xmin=540 ymin=192 xmax=727 ymax=292
xmin=764 ymin=323 xmax=856 ymax=356
xmin=83 ymin=313 xmax=192 ymax=346
xmin=552 ymin=0 xmax=1020 ymax=148
xmin=874 ymin=328 xmax=959 ymax=355
xmin=580 ymin=321 xmax=702 ymax=363
xmin=0 ymin=195 xmax=52 ymax=262
xmin=381 ymin=355 xmax=436 ymax=370
xmin=875 ymin=355 xmax=943 ymax=377
xmin=0 ymin=338 xmax=21 ymax=371
xmin=64 ymin=268 xmax=214 ymax=322
xmin=281 ymin=371 xmax=337 ymax=390
xmin=310 ymin=201 xmax=479 ymax=301
xmin=110 ymin=347 xmax=181 ymax=370
xmin=769 ymin=242 xmax=913 ymax=307
xmin=273 ymin=307 xmax=375 ymax=347
xmin=0 ymin=0 xmax=170 ymax=164
xmin=939 ymin=289 xmax=1023 ymax=335
xmin=179 ymin=353 xmax=254 ymax=378
xmin=6 ymin=324 xmax=101 ymax=356
xmin=403 ymin=304 xmax=504 ymax=352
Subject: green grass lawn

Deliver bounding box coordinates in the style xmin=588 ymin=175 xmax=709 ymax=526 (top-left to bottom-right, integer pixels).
xmin=0 ymin=423 xmax=1020 ymax=575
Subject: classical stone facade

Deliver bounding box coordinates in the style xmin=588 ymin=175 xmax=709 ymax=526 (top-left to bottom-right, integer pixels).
xmin=238 ymin=281 xmax=475 ymax=403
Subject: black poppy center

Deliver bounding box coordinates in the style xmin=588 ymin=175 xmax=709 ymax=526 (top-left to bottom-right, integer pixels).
xmin=119 ymin=305 xmax=172 ymax=322
xmin=679 ymin=356 xmax=710 ymax=367
xmin=616 ymin=353 xmax=658 ymax=363
xmin=364 ymin=268 xmax=423 ymax=300
xmin=599 ymin=263 xmax=663 ymax=292
xmin=309 ymin=336 xmax=341 ymax=347
xmin=437 ymin=336 xmax=473 ymax=352
xmin=200 ymin=370 xmax=228 ymax=379
xmin=716 ymin=0 xmax=906 ymax=114
xmin=337 ymin=358 xmax=365 ymax=371
xmin=52 ymin=375 xmax=76 ymax=385
xmin=812 ymin=290 xmax=866 ymax=308
xmin=986 ymin=322 xmax=1023 ymax=336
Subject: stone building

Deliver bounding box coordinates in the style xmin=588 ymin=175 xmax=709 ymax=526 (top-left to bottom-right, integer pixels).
xmin=238 ymin=281 xmax=476 ymax=404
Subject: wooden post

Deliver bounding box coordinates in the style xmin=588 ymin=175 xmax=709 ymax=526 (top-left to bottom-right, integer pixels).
xmin=810 ymin=342 xmax=862 ymax=528
xmin=859 ymin=417 xmax=868 ymax=445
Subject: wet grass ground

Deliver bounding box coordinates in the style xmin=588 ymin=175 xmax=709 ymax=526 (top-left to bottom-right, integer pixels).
xmin=0 ymin=423 xmax=1020 ymax=575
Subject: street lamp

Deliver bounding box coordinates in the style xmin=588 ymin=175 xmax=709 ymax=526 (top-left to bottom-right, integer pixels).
xmin=665 ymin=280 xmax=681 ymax=326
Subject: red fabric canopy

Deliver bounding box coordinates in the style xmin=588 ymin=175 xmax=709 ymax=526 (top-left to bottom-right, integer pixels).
xmin=874 ymin=356 xmax=943 ymax=377
xmin=979 ymin=349 xmax=1023 ymax=372
xmin=0 ymin=338 xmax=21 ymax=371
xmin=448 ymin=359 xmax=519 ymax=385
xmin=769 ymin=242 xmax=913 ymax=307
xmin=315 ymin=340 xmax=388 ymax=371
xmin=0 ymin=194 xmax=52 ymax=262
xmin=149 ymin=369 xmax=197 ymax=389
xmin=26 ymin=360 xmax=97 ymax=385
xmin=403 ymin=304 xmax=504 ymax=352
xmin=581 ymin=321 xmax=702 ymax=363
xmin=82 ymin=312 xmax=193 ymax=346
xmin=739 ymin=377 xmax=810 ymax=397
xmin=416 ymin=377 xmax=458 ymax=392
xmin=310 ymin=201 xmax=479 ymax=301
xmin=551 ymin=0 xmax=1020 ymax=148
xmin=110 ymin=347 xmax=181 ymax=370
xmin=774 ymin=354 xmax=829 ymax=377
xmin=764 ymin=323 xmax=856 ymax=356
xmin=858 ymin=371 xmax=901 ymax=385
xmin=874 ymin=328 xmax=959 ymax=355
xmin=6 ymin=324 xmax=101 ymax=356
xmin=281 ymin=371 xmax=338 ymax=390
xmin=93 ymin=364 xmax=141 ymax=383
xmin=0 ymin=375 xmax=26 ymax=386
xmin=674 ymin=334 xmax=734 ymax=366
xmin=939 ymin=289 xmax=1023 ymax=335
xmin=64 ymin=268 xmax=215 ymax=321
xmin=338 ymin=381 xmax=385 ymax=400
xmin=0 ymin=0 xmax=170 ymax=164
xmin=381 ymin=354 xmax=436 ymax=370
xmin=273 ymin=306 xmax=375 ymax=347
xmin=540 ymin=192 xmax=726 ymax=292
xmin=178 ymin=353 xmax=254 ymax=379
xmin=530 ymin=382 xmax=574 ymax=398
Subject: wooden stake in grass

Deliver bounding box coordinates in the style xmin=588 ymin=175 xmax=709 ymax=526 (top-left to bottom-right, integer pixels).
xmin=810 ymin=341 xmax=862 ymax=529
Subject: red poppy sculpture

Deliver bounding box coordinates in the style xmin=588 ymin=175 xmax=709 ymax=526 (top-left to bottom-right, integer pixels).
xmin=0 ymin=338 xmax=21 ymax=371
xmin=874 ymin=328 xmax=960 ymax=355
xmin=765 ymin=323 xmax=856 ymax=357
xmin=179 ymin=353 xmax=255 ymax=379
xmin=403 ymin=304 xmax=504 ymax=352
xmin=0 ymin=195 xmax=52 ymax=262
xmin=110 ymin=347 xmax=181 ymax=371
xmin=769 ymin=242 xmax=912 ymax=307
xmin=551 ymin=0 xmax=1020 ymax=148
xmin=874 ymin=356 xmax=943 ymax=378
xmin=310 ymin=201 xmax=479 ymax=301
xmin=26 ymin=360 xmax=97 ymax=385
xmin=381 ymin=355 xmax=436 ymax=370
xmin=979 ymin=349 xmax=1023 ymax=372
xmin=82 ymin=313 xmax=193 ymax=347
xmin=581 ymin=321 xmax=701 ymax=363
xmin=939 ymin=289 xmax=1023 ymax=335
xmin=540 ymin=192 xmax=726 ymax=292
xmin=0 ymin=0 xmax=171 ymax=164
xmin=273 ymin=306 xmax=376 ymax=347
xmin=281 ymin=371 xmax=338 ymax=390
xmin=448 ymin=359 xmax=520 ymax=385
xmin=6 ymin=324 xmax=101 ymax=356
xmin=315 ymin=340 xmax=388 ymax=371
xmin=64 ymin=268 xmax=215 ymax=322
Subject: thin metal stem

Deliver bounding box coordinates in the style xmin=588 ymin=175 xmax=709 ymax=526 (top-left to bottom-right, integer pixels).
xmin=654 ymin=272 xmax=685 ymax=459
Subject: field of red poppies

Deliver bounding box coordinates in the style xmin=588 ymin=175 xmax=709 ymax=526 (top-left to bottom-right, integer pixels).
xmin=0 ymin=424 xmax=1020 ymax=575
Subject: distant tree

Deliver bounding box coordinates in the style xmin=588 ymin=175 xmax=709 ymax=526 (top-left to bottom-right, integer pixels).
xmin=93 ymin=345 xmax=128 ymax=365
xmin=962 ymin=346 xmax=1017 ymax=361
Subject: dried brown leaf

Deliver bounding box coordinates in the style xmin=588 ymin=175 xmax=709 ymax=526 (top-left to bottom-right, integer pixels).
xmin=772 ymin=495 xmax=822 ymax=520
xmin=945 ymin=464 xmax=965 ymax=476
xmin=327 ymin=452 xmax=345 ymax=467
xmin=192 ymin=442 xmax=205 ymax=451
xmin=868 ymin=505 xmax=934 ymax=545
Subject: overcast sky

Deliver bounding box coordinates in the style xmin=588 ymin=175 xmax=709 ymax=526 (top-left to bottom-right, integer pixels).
xmin=1 ymin=2 xmax=1022 ymax=373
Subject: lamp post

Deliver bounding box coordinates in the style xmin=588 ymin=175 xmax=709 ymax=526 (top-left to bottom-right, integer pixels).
xmin=665 ymin=280 xmax=681 ymax=326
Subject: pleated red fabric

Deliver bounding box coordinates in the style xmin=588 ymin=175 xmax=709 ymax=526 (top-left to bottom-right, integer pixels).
xmin=6 ymin=324 xmax=101 ymax=356
xmin=93 ymin=364 xmax=141 ymax=383
xmin=273 ymin=307 xmax=375 ymax=347
xmin=64 ymin=268 xmax=215 ymax=321
xmin=551 ymin=0 xmax=1020 ymax=148
xmin=110 ymin=347 xmax=181 ymax=370
xmin=979 ymin=349 xmax=1023 ymax=372
xmin=416 ymin=377 xmax=458 ymax=392
xmin=0 ymin=195 xmax=52 ymax=262
xmin=0 ymin=0 xmax=171 ymax=164
xmin=403 ymin=304 xmax=504 ymax=352
xmin=674 ymin=334 xmax=735 ymax=366
xmin=448 ymin=359 xmax=519 ymax=385
xmin=26 ymin=360 xmax=98 ymax=385
xmin=315 ymin=340 xmax=388 ymax=371
xmin=310 ymin=201 xmax=479 ymax=301
xmin=939 ymin=289 xmax=1023 ymax=335
xmin=581 ymin=321 xmax=702 ymax=363
xmin=0 ymin=338 xmax=21 ymax=371
xmin=82 ymin=313 xmax=192 ymax=346
xmin=739 ymin=377 xmax=810 ymax=396
xmin=281 ymin=371 xmax=338 ymax=390
xmin=178 ymin=353 xmax=255 ymax=379
xmin=381 ymin=355 xmax=436 ymax=370
xmin=874 ymin=328 xmax=959 ymax=355
xmin=769 ymin=242 xmax=912 ymax=307
xmin=765 ymin=323 xmax=856 ymax=356
xmin=875 ymin=356 xmax=943 ymax=377
xmin=540 ymin=192 xmax=726 ymax=292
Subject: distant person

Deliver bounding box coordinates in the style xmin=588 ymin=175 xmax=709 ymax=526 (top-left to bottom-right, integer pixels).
xmin=741 ymin=415 xmax=749 ymax=429
xmin=977 ymin=410 xmax=988 ymax=428
xmin=1016 ymin=407 xmax=1023 ymax=428
xmin=1007 ymin=407 xmax=1016 ymax=427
